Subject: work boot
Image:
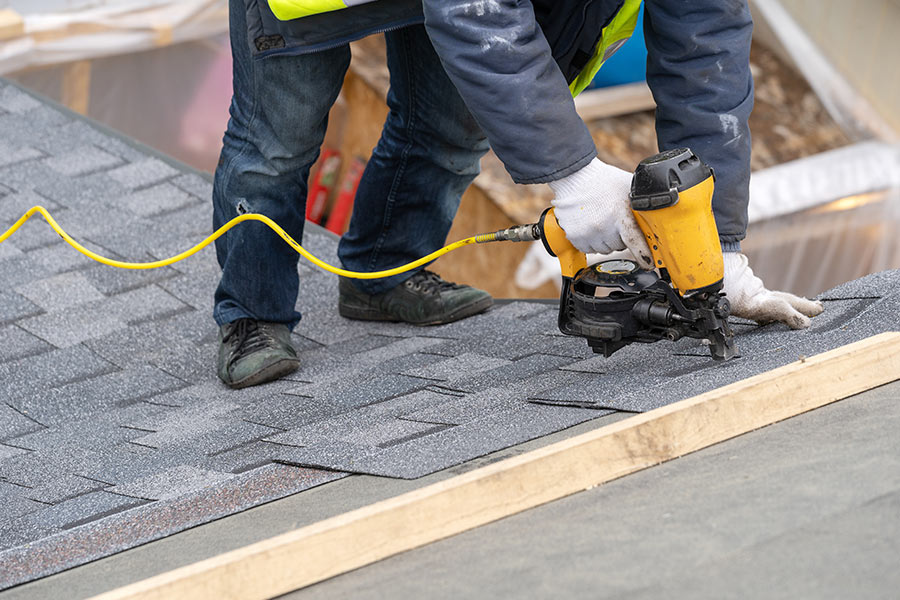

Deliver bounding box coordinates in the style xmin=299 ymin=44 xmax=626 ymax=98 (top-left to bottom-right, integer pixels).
xmin=338 ymin=269 xmax=493 ymax=326
xmin=217 ymin=319 xmax=300 ymax=389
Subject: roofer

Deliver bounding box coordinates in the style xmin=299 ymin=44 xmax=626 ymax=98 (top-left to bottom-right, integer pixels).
xmin=213 ymin=0 xmax=824 ymax=389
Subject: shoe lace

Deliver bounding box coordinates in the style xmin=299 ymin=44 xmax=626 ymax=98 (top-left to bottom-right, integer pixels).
xmin=223 ymin=319 xmax=276 ymax=365
xmin=409 ymin=269 xmax=460 ymax=293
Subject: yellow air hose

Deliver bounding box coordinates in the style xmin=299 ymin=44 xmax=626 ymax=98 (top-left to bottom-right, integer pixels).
xmin=0 ymin=206 xmax=512 ymax=280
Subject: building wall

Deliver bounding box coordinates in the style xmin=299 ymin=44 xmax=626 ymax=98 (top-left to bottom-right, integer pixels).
xmin=776 ymin=0 xmax=900 ymax=135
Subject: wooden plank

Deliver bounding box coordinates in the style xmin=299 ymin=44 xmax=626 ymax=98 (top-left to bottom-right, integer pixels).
xmin=61 ymin=60 xmax=92 ymax=115
xmin=90 ymin=332 xmax=900 ymax=600
xmin=574 ymin=81 xmax=656 ymax=120
xmin=0 ymin=9 xmax=24 ymax=40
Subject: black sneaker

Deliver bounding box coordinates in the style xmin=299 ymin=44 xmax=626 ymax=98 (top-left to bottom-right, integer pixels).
xmin=338 ymin=269 xmax=493 ymax=326
xmin=217 ymin=319 xmax=300 ymax=389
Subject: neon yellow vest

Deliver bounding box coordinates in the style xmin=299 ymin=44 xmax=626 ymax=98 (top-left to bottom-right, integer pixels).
xmin=568 ymin=0 xmax=642 ymax=96
xmin=267 ymin=0 xmax=642 ymax=97
xmin=268 ymin=0 xmax=361 ymax=20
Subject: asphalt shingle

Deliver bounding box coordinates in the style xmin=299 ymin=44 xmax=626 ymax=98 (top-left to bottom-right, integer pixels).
xmin=0 ymin=325 xmax=52 ymax=364
xmin=43 ymin=146 xmax=123 ymax=177
xmin=106 ymin=157 xmax=179 ymax=190
xmin=15 ymin=271 xmax=105 ymax=312
xmin=0 ymin=85 xmax=42 ymax=114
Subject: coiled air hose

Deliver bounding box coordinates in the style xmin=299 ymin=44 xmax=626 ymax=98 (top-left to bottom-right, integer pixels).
xmin=0 ymin=206 xmax=540 ymax=279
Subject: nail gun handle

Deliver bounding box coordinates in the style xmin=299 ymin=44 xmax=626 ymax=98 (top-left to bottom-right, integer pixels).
xmin=538 ymin=208 xmax=587 ymax=279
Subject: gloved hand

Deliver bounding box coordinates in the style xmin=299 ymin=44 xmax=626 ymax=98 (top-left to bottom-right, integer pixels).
xmin=723 ymin=252 xmax=824 ymax=329
xmin=549 ymin=158 xmax=653 ymax=269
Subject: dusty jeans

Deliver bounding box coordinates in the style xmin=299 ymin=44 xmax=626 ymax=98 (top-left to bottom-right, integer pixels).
xmin=213 ymin=0 xmax=488 ymax=329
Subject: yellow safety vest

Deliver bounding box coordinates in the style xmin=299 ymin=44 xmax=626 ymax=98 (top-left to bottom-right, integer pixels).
xmin=568 ymin=0 xmax=642 ymax=96
xmin=268 ymin=0 xmax=361 ymax=20
xmin=267 ymin=0 xmax=642 ymax=97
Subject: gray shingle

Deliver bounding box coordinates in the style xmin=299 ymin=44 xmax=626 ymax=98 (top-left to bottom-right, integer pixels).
xmin=80 ymin=263 xmax=179 ymax=296
xmin=285 ymin=371 xmax=433 ymax=413
xmin=43 ymin=146 xmax=123 ymax=177
xmin=126 ymin=399 xmax=241 ymax=449
xmin=10 ymin=418 xmax=156 ymax=455
xmin=118 ymin=182 xmax=196 ymax=218
xmin=52 ymin=120 xmax=147 ymax=162
xmin=187 ymin=419 xmax=284 ymax=457
xmin=33 ymin=171 xmax=129 ymax=210
xmin=108 ymin=465 xmax=234 ymax=501
xmin=16 ymin=305 xmax=126 ymax=348
xmin=21 ymin=474 xmax=110 ymax=505
xmin=0 ymin=226 xmax=62 ymax=262
xmin=0 ymin=443 xmax=29 ymax=462
xmin=0 ymin=108 xmax=72 ymax=161
xmin=402 ymin=369 xmax=585 ymax=426
xmin=817 ymin=269 xmax=896 ymax=299
xmin=21 ymin=490 xmax=150 ymax=532
xmin=342 ymin=403 xmax=612 ymax=479
xmin=104 ymin=284 xmax=192 ymax=324
xmin=0 ymin=291 xmax=42 ymax=325
xmin=107 ymin=158 xmax=179 ymax=190
xmin=0 ymin=402 xmax=45 ymax=441
xmin=401 ymin=352 xmax=513 ymax=381
xmin=21 ymin=239 xmax=101 ymax=275
xmin=0 ymin=140 xmax=43 ymax=169
xmin=0 ymin=482 xmax=45 ymax=525
xmin=14 ymin=271 xmax=105 ymax=312
xmin=237 ymin=393 xmax=346 ymax=431
xmin=0 ymin=84 xmax=42 ymax=114
xmin=0 ymin=190 xmax=63 ymax=229
xmin=82 ymin=320 xmax=213 ymax=382
xmin=15 ymin=365 xmax=185 ymax=426
xmin=284 ymin=414 xmax=451 ymax=449
xmin=0 ymin=324 xmax=53 ymax=364
xmin=0 ymin=238 xmax=23 ymax=260
xmin=157 ymin=273 xmax=215 ymax=310
xmin=431 ymin=353 xmax=575 ymax=393
xmin=0 ymin=464 xmax=343 ymax=589
xmin=171 ymin=173 xmax=213 ymax=199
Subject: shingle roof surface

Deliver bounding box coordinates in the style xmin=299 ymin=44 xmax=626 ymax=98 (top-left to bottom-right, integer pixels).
xmin=0 ymin=80 xmax=897 ymax=589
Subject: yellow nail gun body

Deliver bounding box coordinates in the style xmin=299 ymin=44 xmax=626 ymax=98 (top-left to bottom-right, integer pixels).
xmin=498 ymin=148 xmax=736 ymax=360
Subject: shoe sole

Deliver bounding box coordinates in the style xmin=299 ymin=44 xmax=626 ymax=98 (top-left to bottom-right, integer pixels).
xmin=228 ymin=358 xmax=300 ymax=390
xmin=338 ymin=295 xmax=493 ymax=326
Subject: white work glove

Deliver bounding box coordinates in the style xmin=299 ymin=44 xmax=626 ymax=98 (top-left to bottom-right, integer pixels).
xmin=723 ymin=252 xmax=824 ymax=329
xmin=549 ymin=158 xmax=653 ymax=269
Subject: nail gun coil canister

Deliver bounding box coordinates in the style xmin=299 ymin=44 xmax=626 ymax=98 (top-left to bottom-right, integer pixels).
xmin=629 ymin=148 xmax=724 ymax=297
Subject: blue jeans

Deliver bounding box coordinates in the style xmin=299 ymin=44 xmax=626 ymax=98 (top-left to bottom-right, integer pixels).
xmin=213 ymin=2 xmax=489 ymax=329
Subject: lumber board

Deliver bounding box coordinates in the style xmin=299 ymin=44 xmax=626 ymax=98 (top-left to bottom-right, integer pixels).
xmin=91 ymin=332 xmax=900 ymax=600
xmin=0 ymin=9 xmax=24 ymax=40
xmin=61 ymin=60 xmax=92 ymax=115
xmin=574 ymin=81 xmax=656 ymax=120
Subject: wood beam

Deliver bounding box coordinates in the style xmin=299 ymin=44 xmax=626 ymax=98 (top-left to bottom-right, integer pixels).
xmin=574 ymin=81 xmax=656 ymax=121
xmin=0 ymin=9 xmax=24 ymax=40
xmin=61 ymin=60 xmax=92 ymax=116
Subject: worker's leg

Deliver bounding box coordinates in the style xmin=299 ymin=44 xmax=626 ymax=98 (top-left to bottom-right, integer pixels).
xmin=213 ymin=0 xmax=350 ymax=329
xmin=643 ymin=0 xmax=753 ymax=247
xmin=337 ymin=25 xmax=491 ymax=295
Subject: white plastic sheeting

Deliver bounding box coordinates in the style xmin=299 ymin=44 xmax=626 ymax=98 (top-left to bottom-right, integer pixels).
xmin=0 ymin=1 xmax=228 ymax=75
xmin=745 ymin=187 xmax=900 ymax=297
xmin=748 ymin=142 xmax=900 ymax=222
xmin=3 ymin=1 xmax=232 ymax=172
